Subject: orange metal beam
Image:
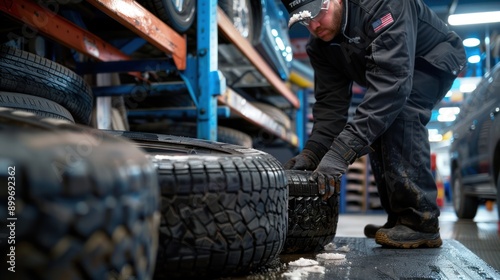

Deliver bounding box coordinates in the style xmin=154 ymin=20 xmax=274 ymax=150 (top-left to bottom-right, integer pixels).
xmin=86 ymin=0 xmax=186 ymax=70
xmin=217 ymin=7 xmax=300 ymax=109
xmin=0 ymin=0 xmax=129 ymax=62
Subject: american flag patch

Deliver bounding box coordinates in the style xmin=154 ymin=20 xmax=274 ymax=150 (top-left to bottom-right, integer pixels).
xmin=372 ymin=13 xmax=394 ymax=33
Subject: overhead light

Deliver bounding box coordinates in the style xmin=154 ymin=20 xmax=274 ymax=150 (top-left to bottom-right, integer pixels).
xmin=468 ymin=55 xmax=481 ymax=64
xmin=438 ymin=114 xmax=456 ymax=122
xmin=463 ymin=38 xmax=480 ymax=47
xmin=460 ymin=84 xmax=477 ymax=93
xmin=438 ymin=107 xmax=460 ymax=115
xmin=448 ymin=11 xmax=500 ymax=25
xmin=429 ymin=134 xmax=443 ymax=142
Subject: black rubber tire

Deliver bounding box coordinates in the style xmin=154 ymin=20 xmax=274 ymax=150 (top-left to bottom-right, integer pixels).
xmin=106 ymin=130 xmax=288 ymax=279
xmin=452 ymin=169 xmax=479 ymax=219
xmin=497 ymin=173 xmax=500 ymax=222
xmin=0 ymin=92 xmax=75 ymax=123
xmin=131 ymin=121 xmax=254 ymax=148
xmin=0 ymin=109 xmax=160 ymax=280
xmin=282 ymin=170 xmax=339 ymax=254
xmin=251 ymin=102 xmax=292 ymax=130
xmin=0 ymin=45 xmax=93 ymax=124
xmin=138 ymin=0 xmax=196 ymax=33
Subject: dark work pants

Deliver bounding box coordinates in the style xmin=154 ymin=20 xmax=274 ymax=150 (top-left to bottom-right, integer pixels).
xmin=369 ymin=63 xmax=456 ymax=233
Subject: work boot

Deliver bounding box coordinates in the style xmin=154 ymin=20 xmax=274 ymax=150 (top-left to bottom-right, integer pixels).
xmin=364 ymin=219 xmax=396 ymax=238
xmin=375 ymin=225 xmax=442 ymax=248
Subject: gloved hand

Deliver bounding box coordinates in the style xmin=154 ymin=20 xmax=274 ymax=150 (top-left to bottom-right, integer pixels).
xmin=283 ymin=149 xmax=319 ymax=170
xmin=310 ymin=148 xmax=348 ymax=201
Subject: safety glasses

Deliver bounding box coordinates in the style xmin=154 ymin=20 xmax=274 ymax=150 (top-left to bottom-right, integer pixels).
xmin=300 ymin=0 xmax=330 ymax=26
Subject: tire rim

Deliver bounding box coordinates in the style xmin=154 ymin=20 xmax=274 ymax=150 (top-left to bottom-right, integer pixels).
xmin=170 ymin=0 xmax=195 ymax=22
xmin=232 ymin=0 xmax=251 ymax=39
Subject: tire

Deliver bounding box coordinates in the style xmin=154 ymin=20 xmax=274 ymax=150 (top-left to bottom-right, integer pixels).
xmin=218 ymin=0 xmax=259 ymax=43
xmin=452 ymin=169 xmax=479 ymax=219
xmin=251 ymin=102 xmax=292 ymax=130
xmin=497 ymin=173 xmax=500 ymax=222
xmin=0 ymin=108 xmax=160 ymax=280
xmin=138 ymin=0 xmax=196 ymax=33
xmin=131 ymin=121 xmax=253 ymax=148
xmin=106 ymin=130 xmax=288 ymax=279
xmin=282 ymin=170 xmax=339 ymax=254
xmin=0 ymin=45 xmax=93 ymax=124
xmin=0 ymin=92 xmax=75 ymax=123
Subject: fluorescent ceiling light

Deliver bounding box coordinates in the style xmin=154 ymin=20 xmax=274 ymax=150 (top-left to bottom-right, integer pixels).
xmin=437 ymin=114 xmax=456 ymax=122
xmin=429 ymin=134 xmax=443 ymax=142
xmin=460 ymin=84 xmax=477 ymax=93
xmin=463 ymin=38 xmax=480 ymax=47
xmin=438 ymin=107 xmax=461 ymax=115
xmin=448 ymin=11 xmax=500 ymax=25
xmin=468 ymin=55 xmax=481 ymax=64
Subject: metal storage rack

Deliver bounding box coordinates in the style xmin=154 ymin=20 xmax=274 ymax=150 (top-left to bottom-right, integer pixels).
xmin=0 ymin=0 xmax=301 ymax=148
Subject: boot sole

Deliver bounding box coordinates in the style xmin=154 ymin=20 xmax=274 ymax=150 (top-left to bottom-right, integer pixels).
xmin=375 ymin=232 xmax=443 ymax=248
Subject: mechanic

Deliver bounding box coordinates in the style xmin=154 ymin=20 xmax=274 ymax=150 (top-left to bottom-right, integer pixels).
xmin=281 ymin=0 xmax=466 ymax=248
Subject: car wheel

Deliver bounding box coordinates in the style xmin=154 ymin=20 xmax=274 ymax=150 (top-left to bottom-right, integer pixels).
xmin=0 ymin=92 xmax=75 ymax=123
xmin=0 ymin=45 xmax=93 ymax=124
xmin=452 ymin=169 xmax=479 ymax=219
xmin=282 ymin=170 xmax=339 ymax=254
xmin=106 ymin=131 xmax=288 ymax=278
xmin=0 ymin=109 xmax=160 ymax=280
xmin=218 ymin=0 xmax=259 ymax=43
xmin=138 ymin=0 xmax=196 ymax=33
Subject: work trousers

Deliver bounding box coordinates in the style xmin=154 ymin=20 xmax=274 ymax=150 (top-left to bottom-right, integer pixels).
xmin=369 ymin=62 xmax=456 ymax=233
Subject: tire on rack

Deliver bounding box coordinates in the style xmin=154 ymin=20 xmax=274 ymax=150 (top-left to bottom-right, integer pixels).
xmin=0 ymin=92 xmax=75 ymax=123
xmin=218 ymin=0 xmax=262 ymax=44
xmin=106 ymin=130 xmax=288 ymax=279
xmin=282 ymin=170 xmax=339 ymax=254
xmin=138 ymin=0 xmax=196 ymax=33
xmin=0 ymin=45 xmax=93 ymax=124
xmin=0 ymin=108 xmax=160 ymax=280
xmin=131 ymin=121 xmax=254 ymax=148
xmin=251 ymin=102 xmax=292 ymax=130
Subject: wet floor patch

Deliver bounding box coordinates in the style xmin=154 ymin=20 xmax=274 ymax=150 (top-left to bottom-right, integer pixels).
xmin=220 ymin=237 xmax=500 ymax=279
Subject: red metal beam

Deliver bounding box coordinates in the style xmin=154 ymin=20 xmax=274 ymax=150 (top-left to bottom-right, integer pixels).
xmin=217 ymin=7 xmax=300 ymax=109
xmin=86 ymin=0 xmax=186 ymax=70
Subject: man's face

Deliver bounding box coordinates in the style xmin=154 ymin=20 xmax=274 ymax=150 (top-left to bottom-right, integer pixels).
xmin=305 ymin=0 xmax=343 ymax=41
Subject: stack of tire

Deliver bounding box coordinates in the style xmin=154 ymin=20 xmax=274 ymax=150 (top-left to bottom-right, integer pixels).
xmin=0 ymin=45 xmax=339 ymax=279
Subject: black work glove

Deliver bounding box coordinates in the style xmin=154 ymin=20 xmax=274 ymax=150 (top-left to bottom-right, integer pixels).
xmin=283 ymin=149 xmax=319 ymax=170
xmin=309 ymin=148 xmax=347 ymax=201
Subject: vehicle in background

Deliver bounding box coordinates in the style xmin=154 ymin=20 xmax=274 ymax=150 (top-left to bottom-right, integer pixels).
xmin=217 ymin=0 xmax=293 ymax=81
xmin=450 ymin=62 xmax=500 ymax=219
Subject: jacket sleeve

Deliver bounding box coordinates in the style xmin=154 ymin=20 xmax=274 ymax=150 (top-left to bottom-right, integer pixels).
xmin=335 ymin=1 xmax=419 ymax=158
xmin=305 ymin=41 xmax=352 ymax=159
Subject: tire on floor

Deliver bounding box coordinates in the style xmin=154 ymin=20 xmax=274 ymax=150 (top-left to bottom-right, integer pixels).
xmin=107 ymin=130 xmax=288 ymax=278
xmin=282 ymin=170 xmax=339 ymax=254
xmin=0 ymin=45 xmax=93 ymax=124
xmin=0 ymin=108 xmax=160 ymax=280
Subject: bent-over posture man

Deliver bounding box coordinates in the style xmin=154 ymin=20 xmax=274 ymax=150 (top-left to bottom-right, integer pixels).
xmin=282 ymin=0 xmax=466 ymax=248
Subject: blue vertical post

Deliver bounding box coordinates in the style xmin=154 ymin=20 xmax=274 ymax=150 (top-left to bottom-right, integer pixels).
xmin=195 ymin=0 xmax=222 ymax=140
xmin=296 ymin=88 xmax=307 ymax=151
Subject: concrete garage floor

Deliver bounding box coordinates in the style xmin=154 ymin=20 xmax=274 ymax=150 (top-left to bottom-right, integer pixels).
xmin=221 ymin=204 xmax=500 ymax=279
xmin=336 ymin=204 xmax=500 ymax=272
